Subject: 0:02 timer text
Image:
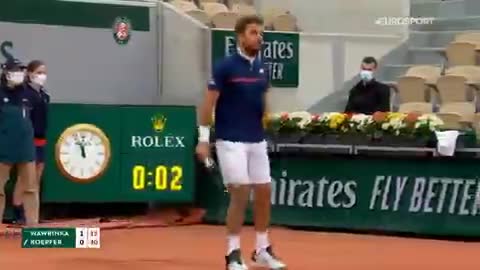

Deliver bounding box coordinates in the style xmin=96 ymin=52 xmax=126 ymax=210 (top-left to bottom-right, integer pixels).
xmin=132 ymin=165 xmax=182 ymax=191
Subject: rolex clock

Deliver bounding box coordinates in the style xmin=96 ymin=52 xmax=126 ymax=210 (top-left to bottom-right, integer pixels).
xmin=55 ymin=123 xmax=111 ymax=183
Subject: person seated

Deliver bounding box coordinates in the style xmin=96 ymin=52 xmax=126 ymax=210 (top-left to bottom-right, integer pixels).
xmin=345 ymin=56 xmax=390 ymax=114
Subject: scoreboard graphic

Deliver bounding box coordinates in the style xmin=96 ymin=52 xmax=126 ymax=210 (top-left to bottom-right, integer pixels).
xmin=21 ymin=228 xmax=100 ymax=249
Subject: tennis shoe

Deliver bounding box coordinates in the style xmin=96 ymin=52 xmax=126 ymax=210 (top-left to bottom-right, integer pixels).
xmin=226 ymin=249 xmax=248 ymax=270
xmin=251 ymin=246 xmax=286 ymax=270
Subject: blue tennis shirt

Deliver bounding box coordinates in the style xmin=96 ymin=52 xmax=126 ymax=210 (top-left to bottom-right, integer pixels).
xmin=208 ymin=50 xmax=269 ymax=143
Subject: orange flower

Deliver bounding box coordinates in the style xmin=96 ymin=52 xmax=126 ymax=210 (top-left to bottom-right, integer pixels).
xmin=405 ymin=112 xmax=420 ymax=124
xmin=346 ymin=112 xmax=353 ymax=119
xmin=372 ymin=111 xmax=387 ymax=123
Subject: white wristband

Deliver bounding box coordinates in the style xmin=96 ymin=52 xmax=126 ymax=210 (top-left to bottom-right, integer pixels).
xmin=198 ymin=125 xmax=210 ymax=143
xmin=204 ymin=157 xmax=215 ymax=168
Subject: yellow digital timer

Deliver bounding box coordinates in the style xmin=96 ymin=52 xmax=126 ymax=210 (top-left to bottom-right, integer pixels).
xmin=132 ymin=165 xmax=183 ymax=191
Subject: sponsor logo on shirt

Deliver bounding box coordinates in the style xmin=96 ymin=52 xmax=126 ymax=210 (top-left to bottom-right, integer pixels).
xmin=229 ymin=77 xmax=262 ymax=83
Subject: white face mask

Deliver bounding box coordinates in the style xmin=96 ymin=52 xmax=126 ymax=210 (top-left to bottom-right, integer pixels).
xmin=31 ymin=74 xmax=47 ymax=86
xmin=359 ymin=70 xmax=373 ymax=81
xmin=6 ymin=71 xmax=25 ymax=86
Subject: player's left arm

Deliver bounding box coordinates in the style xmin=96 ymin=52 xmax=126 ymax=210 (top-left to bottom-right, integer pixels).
xmin=262 ymin=86 xmax=272 ymax=129
xmin=262 ymin=64 xmax=272 ymax=127
xmin=263 ymin=88 xmax=271 ymax=114
xmin=263 ymin=64 xmax=272 ymax=116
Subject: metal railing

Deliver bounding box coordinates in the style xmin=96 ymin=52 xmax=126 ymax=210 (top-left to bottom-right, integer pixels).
xmin=271 ymin=142 xmax=480 ymax=157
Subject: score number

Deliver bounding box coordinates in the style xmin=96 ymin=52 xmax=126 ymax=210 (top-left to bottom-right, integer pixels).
xmin=132 ymin=165 xmax=183 ymax=191
xmin=76 ymin=227 xmax=100 ymax=248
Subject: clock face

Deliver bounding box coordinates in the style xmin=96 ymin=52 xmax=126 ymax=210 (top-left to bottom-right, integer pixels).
xmin=56 ymin=124 xmax=111 ymax=182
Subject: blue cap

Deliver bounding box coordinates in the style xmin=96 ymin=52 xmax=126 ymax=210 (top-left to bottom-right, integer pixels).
xmin=1 ymin=58 xmax=26 ymax=71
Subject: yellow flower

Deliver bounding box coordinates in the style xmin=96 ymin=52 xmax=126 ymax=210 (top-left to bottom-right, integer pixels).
xmin=329 ymin=113 xmax=346 ymax=129
xmin=387 ymin=112 xmax=406 ymax=120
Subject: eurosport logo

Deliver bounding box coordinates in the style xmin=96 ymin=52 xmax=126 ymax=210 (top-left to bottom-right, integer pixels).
xmin=375 ymin=17 xmax=435 ymax=26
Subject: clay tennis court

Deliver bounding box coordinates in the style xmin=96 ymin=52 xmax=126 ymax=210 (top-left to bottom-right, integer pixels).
xmin=1 ymin=224 xmax=479 ymax=270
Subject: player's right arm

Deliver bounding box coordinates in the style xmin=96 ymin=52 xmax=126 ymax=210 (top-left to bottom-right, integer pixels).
xmin=196 ymin=61 xmax=225 ymax=161
xmin=198 ymin=90 xmax=219 ymax=129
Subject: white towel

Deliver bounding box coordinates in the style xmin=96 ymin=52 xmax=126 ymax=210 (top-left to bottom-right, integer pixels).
xmin=435 ymin=130 xmax=460 ymax=156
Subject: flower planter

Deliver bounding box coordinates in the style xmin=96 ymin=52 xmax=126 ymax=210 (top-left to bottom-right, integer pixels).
xmin=368 ymin=135 xmax=430 ymax=147
xmin=336 ymin=134 xmax=369 ymax=145
xmin=271 ymin=133 xmax=304 ymax=144
xmin=302 ymin=133 xmax=368 ymax=145
xmin=302 ymin=134 xmax=336 ymax=144
xmin=265 ymin=132 xmax=275 ymax=142
xmin=457 ymin=133 xmax=477 ymax=148
xmin=454 ymin=133 xmax=478 ymax=158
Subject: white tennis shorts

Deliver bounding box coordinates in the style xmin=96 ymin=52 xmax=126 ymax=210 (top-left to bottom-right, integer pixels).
xmin=215 ymin=140 xmax=271 ymax=185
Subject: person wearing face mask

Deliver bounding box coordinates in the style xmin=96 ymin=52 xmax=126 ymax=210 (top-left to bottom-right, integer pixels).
xmin=0 ymin=59 xmax=39 ymax=228
xmin=345 ymin=56 xmax=390 ymax=115
xmin=11 ymin=60 xmax=49 ymax=224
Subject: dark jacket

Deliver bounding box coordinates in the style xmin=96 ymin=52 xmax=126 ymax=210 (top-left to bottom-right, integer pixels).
xmin=0 ymin=84 xmax=35 ymax=162
xmin=24 ymin=83 xmax=50 ymax=141
xmin=344 ymin=80 xmax=390 ymax=114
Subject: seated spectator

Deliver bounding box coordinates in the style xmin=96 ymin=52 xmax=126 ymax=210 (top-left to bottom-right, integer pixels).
xmin=345 ymin=56 xmax=390 ymax=114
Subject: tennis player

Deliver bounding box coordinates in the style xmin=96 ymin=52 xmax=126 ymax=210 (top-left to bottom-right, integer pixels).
xmin=196 ymin=15 xmax=287 ymax=270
